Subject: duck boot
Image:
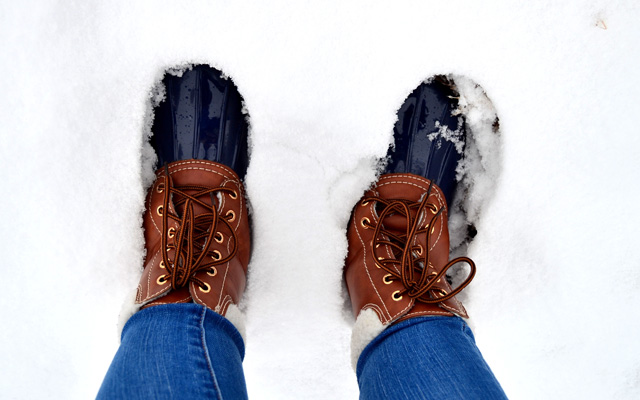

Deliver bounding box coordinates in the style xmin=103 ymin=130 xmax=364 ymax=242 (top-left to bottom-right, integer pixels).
xmin=345 ymin=76 xmax=476 ymax=366
xmin=130 ymin=65 xmax=250 ymax=336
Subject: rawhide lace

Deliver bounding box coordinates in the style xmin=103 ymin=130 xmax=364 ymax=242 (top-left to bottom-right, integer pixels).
xmin=361 ymin=181 xmax=476 ymax=303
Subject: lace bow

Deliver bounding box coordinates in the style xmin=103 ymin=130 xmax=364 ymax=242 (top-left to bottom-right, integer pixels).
xmin=362 ymin=182 xmax=475 ymax=303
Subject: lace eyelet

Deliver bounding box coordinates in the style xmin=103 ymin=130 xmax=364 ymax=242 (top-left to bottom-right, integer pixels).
xmin=229 ymin=190 xmax=238 ymax=199
xmin=214 ymin=232 xmax=224 ymax=243
xmin=159 ymin=261 xmax=166 ymax=269
xmin=167 ymin=227 xmax=175 ymax=238
xmin=207 ymin=267 xmax=217 ymax=277
xmin=392 ymin=291 xmax=403 ymax=301
xmin=199 ymin=282 xmax=211 ymax=293
xmin=361 ymin=217 xmax=371 ymax=229
xmin=361 ymin=199 xmax=369 ymax=206
xmin=157 ymin=206 xmax=163 ymax=216
xmin=226 ymin=210 xmax=236 ymax=222
xmin=156 ymin=275 xmax=167 ymax=285
xmin=428 ymin=203 xmax=438 ymax=214
xmin=211 ymin=250 xmax=222 ymax=261
xmin=156 ymin=183 xmax=164 ymax=193
xmin=383 ymin=274 xmax=393 ymax=284
xmin=416 ymin=244 xmax=423 ymax=256
xmin=433 ymin=288 xmax=447 ymax=297
xmin=425 ymin=222 xmax=435 ymax=235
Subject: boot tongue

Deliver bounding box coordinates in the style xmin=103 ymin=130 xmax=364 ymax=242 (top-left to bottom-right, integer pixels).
xmin=379 ymin=210 xmax=418 ymax=233
xmin=164 ymin=162 xmax=222 ymax=220
xmin=376 ymin=203 xmax=423 ymax=246
xmin=171 ymin=190 xmax=217 ymax=219
xmin=374 ymin=174 xmax=426 ymax=236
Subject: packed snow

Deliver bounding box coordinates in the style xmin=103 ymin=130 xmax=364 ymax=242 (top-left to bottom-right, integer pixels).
xmin=1 ymin=1 xmax=640 ymax=399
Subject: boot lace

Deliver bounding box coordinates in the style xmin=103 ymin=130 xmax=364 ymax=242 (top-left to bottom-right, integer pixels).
xmin=362 ymin=182 xmax=476 ymax=304
xmin=157 ymin=165 xmax=238 ymax=292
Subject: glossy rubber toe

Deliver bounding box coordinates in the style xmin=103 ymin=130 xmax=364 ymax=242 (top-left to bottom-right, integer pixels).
xmin=384 ymin=77 xmax=464 ymax=207
xmin=151 ymin=65 xmax=249 ymax=179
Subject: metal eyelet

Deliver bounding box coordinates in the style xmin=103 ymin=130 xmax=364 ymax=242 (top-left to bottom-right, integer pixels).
xmin=156 ymin=275 xmax=167 ymax=285
xmin=361 ymin=217 xmax=371 ymax=228
xmin=426 ymin=222 xmax=435 ymax=234
xmin=383 ymin=274 xmax=393 ymax=284
xmin=416 ymin=244 xmax=423 ymax=256
xmin=361 ymin=199 xmax=369 ymax=206
xmin=157 ymin=206 xmax=163 ymax=216
xmin=392 ymin=291 xmax=403 ymax=301
xmin=199 ymin=282 xmax=211 ymax=293
xmin=428 ymin=203 xmax=438 ymax=214
xmin=211 ymin=250 xmax=222 ymax=260
xmin=433 ymin=288 xmax=447 ymax=297
xmin=168 ymin=227 xmax=175 ymax=238
xmin=207 ymin=267 xmax=217 ymax=277
xmin=229 ymin=190 xmax=238 ymax=199
xmin=156 ymin=183 xmax=165 ymax=193
xmin=214 ymin=232 xmax=224 ymax=243
xmin=159 ymin=261 xmax=166 ymax=269
xmin=226 ymin=210 xmax=236 ymax=222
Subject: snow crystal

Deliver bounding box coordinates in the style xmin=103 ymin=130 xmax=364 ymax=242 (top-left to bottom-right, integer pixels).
xmin=427 ymin=120 xmax=465 ymax=154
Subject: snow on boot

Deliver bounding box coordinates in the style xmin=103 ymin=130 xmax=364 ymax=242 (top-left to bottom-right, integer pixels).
xmin=384 ymin=75 xmax=464 ymax=206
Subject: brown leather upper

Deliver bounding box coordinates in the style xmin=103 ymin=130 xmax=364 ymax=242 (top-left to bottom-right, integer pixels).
xmin=345 ymin=173 xmax=475 ymax=325
xmin=135 ymin=160 xmax=250 ymax=316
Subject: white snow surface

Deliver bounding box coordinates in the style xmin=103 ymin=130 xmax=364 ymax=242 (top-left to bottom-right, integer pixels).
xmin=2 ymin=1 xmax=640 ymax=399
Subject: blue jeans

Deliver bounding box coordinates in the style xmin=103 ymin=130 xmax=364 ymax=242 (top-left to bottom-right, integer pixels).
xmin=97 ymin=304 xmax=506 ymax=399
xmin=357 ymin=316 xmax=507 ymax=399
xmin=97 ymin=304 xmax=247 ymax=400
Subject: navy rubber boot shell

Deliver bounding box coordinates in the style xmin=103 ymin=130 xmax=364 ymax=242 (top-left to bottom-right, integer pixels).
xmin=384 ymin=77 xmax=464 ymax=207
xmin=151 ymin=65 xmax=249 ymax=179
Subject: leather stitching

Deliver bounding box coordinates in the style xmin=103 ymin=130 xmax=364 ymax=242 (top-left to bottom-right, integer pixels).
xmin=355 ymin=211 xmax=392 ymax=321
xmin=404 ymin=309 xmax=453 ymax=318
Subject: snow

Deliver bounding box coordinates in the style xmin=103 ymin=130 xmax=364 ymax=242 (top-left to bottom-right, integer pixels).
xmin=2 ymin=0 xmax=640 ymax=399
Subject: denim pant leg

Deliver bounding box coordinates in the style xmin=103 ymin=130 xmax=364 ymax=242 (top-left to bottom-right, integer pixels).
xmin=97 ymin=303 xmax=248 ymax=400
xmin=357 ymin=316 xmax=507 ymax=400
